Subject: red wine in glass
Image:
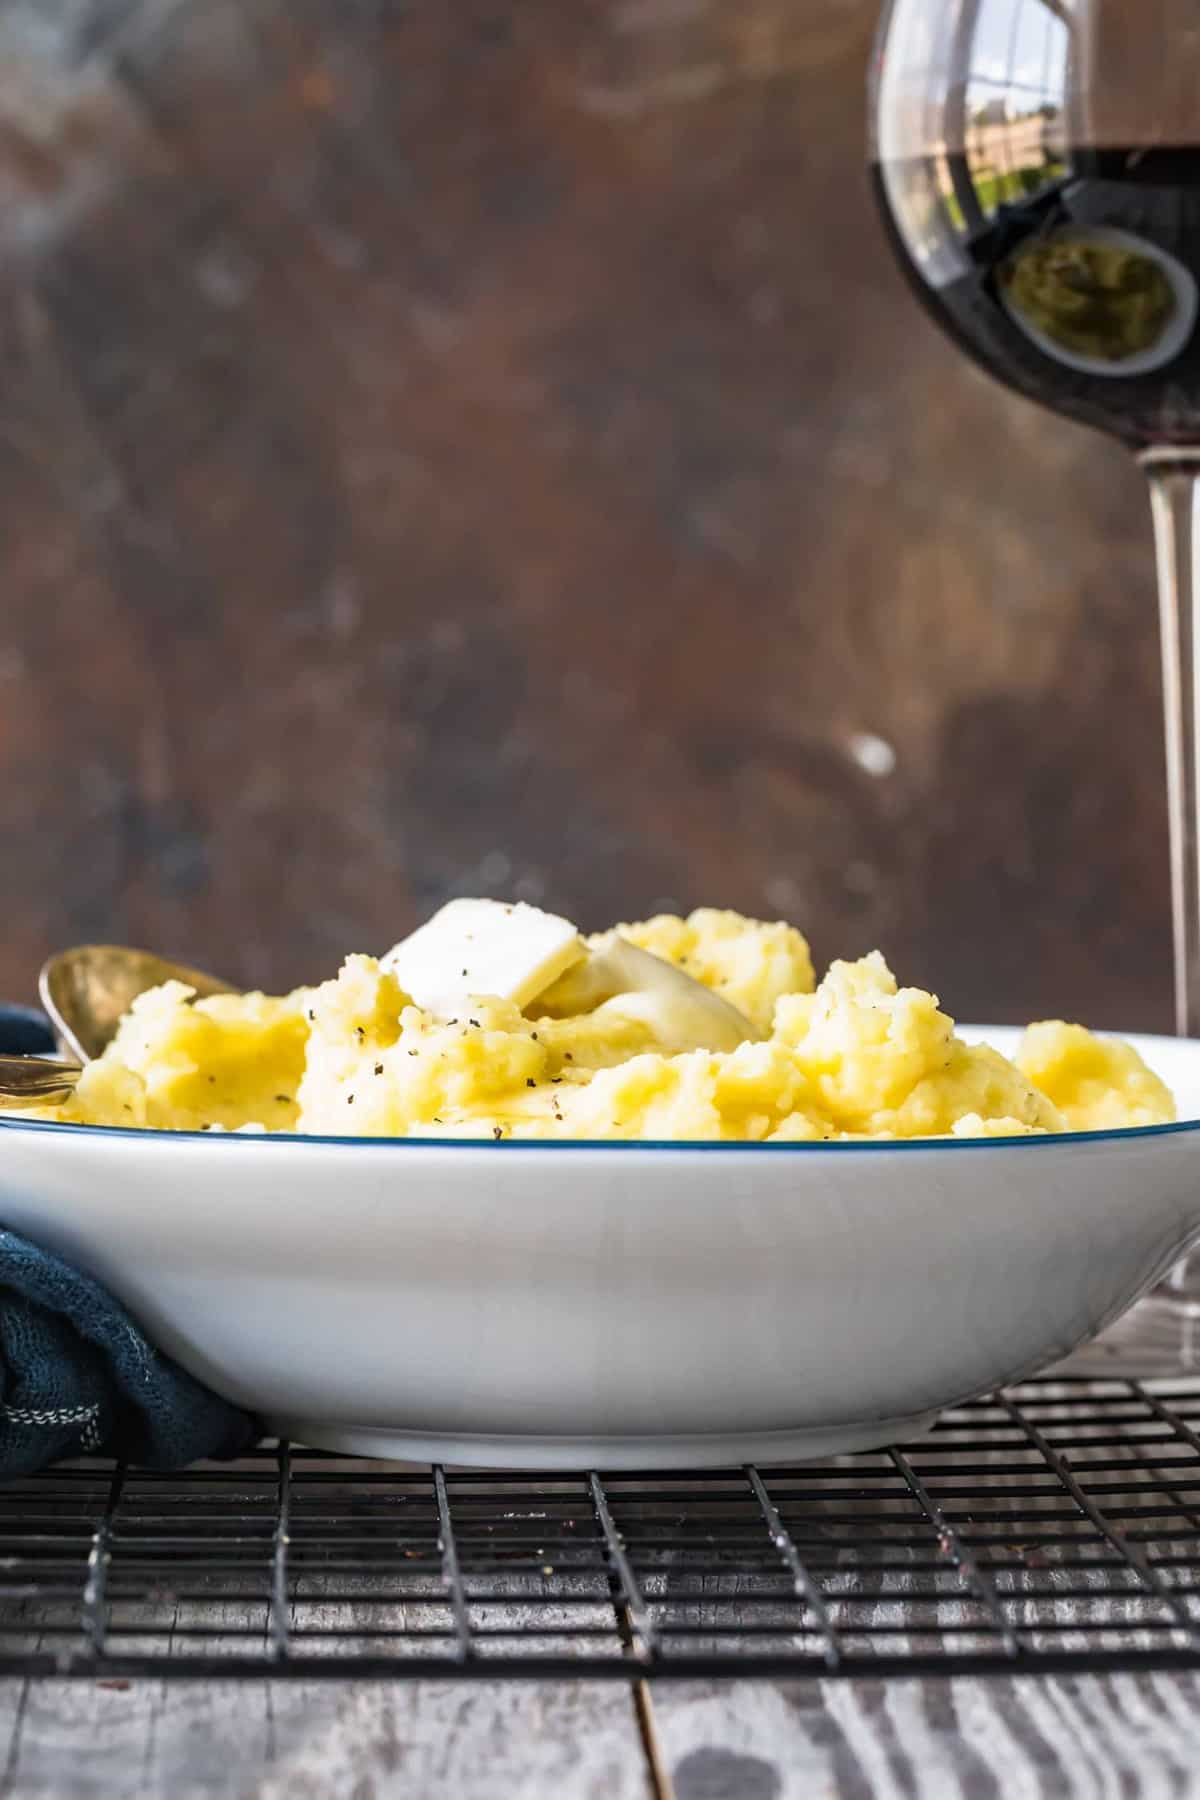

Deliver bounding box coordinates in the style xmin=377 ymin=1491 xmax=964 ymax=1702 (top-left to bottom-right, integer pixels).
xmin=872 ymin=143 xmax=1200 ymax=445
xmin=871 ymin=0 xmax=1200 ymax=1345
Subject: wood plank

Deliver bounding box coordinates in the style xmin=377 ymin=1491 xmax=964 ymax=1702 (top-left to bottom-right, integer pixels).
xmin=0 ymin=1677 xmax=652 ymax=1798
xmin=255 ymin=1680 xmax=651 ymax=1800
xmin=650 ymin=1673 xmax=1200 ymax=1800
xmin=0 ymin=1459 xmax=656 ymax=1796
xmin=0 ymin=1458 xmax=655 ymax=1796
xmin=8 ymin=1667 xmax=1200 ymax=1798
xmin=638 ymin=1385 xmax=1200 ymax=1796
xmin=7 ymin=1670 xmax=1200 ymax=1800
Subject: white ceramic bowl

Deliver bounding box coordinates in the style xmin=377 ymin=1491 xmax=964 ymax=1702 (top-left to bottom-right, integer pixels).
xmin=999 ymin=224 xmax=1200 ymax=378
xmin=1 ymin=1027 xmax=1198 ymax=1469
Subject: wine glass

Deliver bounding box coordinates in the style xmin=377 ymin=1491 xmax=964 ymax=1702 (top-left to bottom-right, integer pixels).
xmin=870 ymin=0 xmax=1200 ymax=1361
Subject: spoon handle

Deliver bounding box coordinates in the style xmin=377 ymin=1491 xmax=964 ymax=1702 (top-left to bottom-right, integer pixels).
xmin=0 ymin=1055 xmax=83 ymax=1109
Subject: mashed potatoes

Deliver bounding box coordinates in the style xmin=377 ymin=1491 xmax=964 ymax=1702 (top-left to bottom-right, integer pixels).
xmin=32 ymin=908 xmax=1174 ymax=1141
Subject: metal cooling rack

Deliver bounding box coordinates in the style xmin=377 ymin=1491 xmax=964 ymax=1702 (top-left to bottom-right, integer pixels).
xmin=7 ymin=1377 xmax=1200 ymax=1682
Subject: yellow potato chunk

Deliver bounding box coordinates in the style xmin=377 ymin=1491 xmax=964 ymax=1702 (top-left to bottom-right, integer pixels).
xmin=66 ymin=981 xmax=309 ymax=1132
xmin=1015 ymin=1022 xmax=1176 ymax=1131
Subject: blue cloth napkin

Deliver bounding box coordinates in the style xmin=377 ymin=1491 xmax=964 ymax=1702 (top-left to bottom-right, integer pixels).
xmin=0 ymin=1003 xmax=259 ymax=1474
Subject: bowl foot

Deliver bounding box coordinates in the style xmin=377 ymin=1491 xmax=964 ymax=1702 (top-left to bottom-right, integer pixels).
xmin=267 ymin=1409 xmax=941 ymax=1469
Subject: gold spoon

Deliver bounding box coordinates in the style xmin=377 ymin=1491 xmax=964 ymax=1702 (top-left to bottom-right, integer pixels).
xmin=0 ymin=946 xmax=234 ymax=1110
xmin=40 ymin=945 xmax=235 ymax=1062
xmin=0 ymin=1055 xmax=86 ymax=1109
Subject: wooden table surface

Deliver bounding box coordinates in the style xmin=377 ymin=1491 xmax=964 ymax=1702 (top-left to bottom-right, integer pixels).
xmin=3 ymin=1365 xmax=1200 ymax=1800
xmin=3 ymin=1669 xmax=1200 ymax=1796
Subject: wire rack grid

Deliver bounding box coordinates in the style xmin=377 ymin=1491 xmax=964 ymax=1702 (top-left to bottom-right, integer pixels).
xmin=6 ymin=1376 xmax=1200 ymax=1682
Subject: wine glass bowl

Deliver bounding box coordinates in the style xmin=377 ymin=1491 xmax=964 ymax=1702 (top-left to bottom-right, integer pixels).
xmin=871 ymin=0 xmax=1200 ymax=1339
xmin=871 ymin=0 xmax=1200 ymax=446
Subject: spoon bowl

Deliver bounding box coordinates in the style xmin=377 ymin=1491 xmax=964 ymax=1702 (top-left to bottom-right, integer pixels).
xmin=39 ymin=945 xmax=235 ymax=1064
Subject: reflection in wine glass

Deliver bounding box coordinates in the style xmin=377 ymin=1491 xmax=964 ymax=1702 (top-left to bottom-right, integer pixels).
xmin=999 ymin=226 xmax=1197 ymax=375
xmin=876 ymin=0 xmax=1071 ymax=285
xmin=872 ymin=0 xmax=1200 ymax=1363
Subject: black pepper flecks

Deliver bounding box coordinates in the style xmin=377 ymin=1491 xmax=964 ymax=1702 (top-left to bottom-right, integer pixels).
xmin=526 ymin=1078 xmax=536 ymax=1088
xmin=469 ymin=1018 xmax=480 ymax=1028
xmin=493 ymin=1125 xmax=504 ymax=1140
xmin=374 ymin=1063 xmax=384 ymax=1076
xmin=274 ymin=1095 xmax=291 ymax=1104
xmin=347 ymin=1094 xmax=355 ymax=1105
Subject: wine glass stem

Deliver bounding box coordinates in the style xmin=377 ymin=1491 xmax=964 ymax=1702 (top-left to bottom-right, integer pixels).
xmin=1144 ymin=449 xmax=1200 ymax=1040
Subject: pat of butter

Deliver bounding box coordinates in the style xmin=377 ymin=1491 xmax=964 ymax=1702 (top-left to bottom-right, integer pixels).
xmin=383 ymin=899 xmax=586 ymax=1014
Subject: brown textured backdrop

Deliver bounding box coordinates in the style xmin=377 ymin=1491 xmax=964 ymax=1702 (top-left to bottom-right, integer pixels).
xmin=0 ymin=0 xmax=1172 ymax=1028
